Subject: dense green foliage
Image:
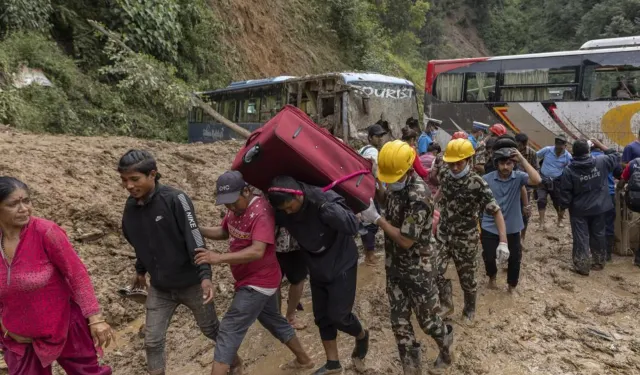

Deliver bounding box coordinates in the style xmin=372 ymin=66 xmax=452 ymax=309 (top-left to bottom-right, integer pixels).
xmin=0 ymin=0 xmax=638 ymax=141
xmin=481 ymin=0 xmax=640 ymax=55
xmin=0 ymin=0 xmax=227 ymax=141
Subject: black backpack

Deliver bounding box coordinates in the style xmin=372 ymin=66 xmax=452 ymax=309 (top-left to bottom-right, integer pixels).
xmin=626 ymin=159 xmax=640 ymax=212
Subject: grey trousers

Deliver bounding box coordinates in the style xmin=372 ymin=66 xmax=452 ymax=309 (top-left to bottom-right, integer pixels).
xmin=214 ymin=287 xmax=295 ymax=365
xmin=145 ymin=283 xmax=219 ymax=374
xmin=570 ymin=214 xmax=606 ymax=275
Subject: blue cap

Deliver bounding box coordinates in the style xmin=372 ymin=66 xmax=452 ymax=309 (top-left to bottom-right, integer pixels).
xmin=472 ymin=121 xmax=490 ymax=132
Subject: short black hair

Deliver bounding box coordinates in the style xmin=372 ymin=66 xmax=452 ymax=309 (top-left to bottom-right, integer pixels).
xmin=573 ymin=140 xmax=590 ymax=157
xmin=401 ymin=127 xmax=418 ymax=142
xmin=427 ymin=142 xmax=441 ymax=153
xmin=0 ymin=176 xmax=29 ymax=204
xmin=267 ymin=176 xmax=302 ymax=208
xmin=405 ymin=117 xmax=420 ymax=132
xmin=118 ymin=149 xmax=161 ymax=182
xmin=515 ymin=133 xmax=528 ymax=143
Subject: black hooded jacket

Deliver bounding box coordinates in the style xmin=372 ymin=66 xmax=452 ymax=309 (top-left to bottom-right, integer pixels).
xmin=559 ymin=150 xmax=620 ymax=216
xmin=275 ymin=183 xmax=359 ymax=283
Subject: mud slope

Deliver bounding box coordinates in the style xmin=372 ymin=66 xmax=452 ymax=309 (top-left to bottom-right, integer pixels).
xmin=1 ymin=126 xmax=639 ymax=375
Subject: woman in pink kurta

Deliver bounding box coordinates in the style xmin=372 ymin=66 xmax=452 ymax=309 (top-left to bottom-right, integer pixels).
xmin=0 ymin=176 xmax=113 ymax=374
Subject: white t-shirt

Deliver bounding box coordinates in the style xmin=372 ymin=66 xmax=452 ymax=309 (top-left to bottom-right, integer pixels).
xmin=359 ymin=145 xmax=379 ymax=178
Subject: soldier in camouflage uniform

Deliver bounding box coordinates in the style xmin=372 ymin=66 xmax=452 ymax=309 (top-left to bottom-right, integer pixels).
xmin=430 ymin=139 xmax=508 ymax=323
xmin=360 ymin=140 xmax=453 ymax=375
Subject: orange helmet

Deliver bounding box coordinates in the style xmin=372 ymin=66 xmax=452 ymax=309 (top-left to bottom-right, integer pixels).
xmin=489 ymin=123 xmax=507 ymax=136
xmin=452 ymin=131 xmax=468 ymax=140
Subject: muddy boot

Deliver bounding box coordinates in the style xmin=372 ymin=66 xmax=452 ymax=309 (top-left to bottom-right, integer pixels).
xmin=429 ymin=324 xmax=454 ymax=375
xmin=462 ymin=292 xmax=476 ymax=324
xmin=399 ymin=343 xmax=422 ymax=375
xmin=438 ymin=280 xmax=454 ymax=317
xmin=606 ymin=235 xmax=614 ymax=262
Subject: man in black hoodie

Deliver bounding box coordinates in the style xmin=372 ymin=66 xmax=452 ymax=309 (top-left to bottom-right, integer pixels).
xmin=559 ymin=139 xmax=621 ymax=275
xmin=267 ymin=176 xmax=369 ymax=375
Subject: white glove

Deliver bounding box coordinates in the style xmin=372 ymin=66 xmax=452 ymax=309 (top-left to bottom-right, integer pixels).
xmin=496 ymin=242 xmax=510 ymax=263
xmin=360 ymin=198 xmax=381 ymax=225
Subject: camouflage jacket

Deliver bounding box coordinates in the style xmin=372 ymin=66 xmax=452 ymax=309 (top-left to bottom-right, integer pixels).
xmin=383 ymin=175 xmax=435 ymax=277
xmin=437 ymin=169 xmax=500 ymax=237
xmin=474 ymin=139 xmax=487 ymax=166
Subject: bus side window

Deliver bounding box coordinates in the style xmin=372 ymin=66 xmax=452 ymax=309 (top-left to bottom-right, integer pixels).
xmin=583 ymin=65 xmax=640 ymax=100
xmin=434 ymin=73 xmax=464 ymax=102
xmin=465 ymin=73 xmax=496 ymax=102
xmin=240 ymin=98 xmax=260 ymax=123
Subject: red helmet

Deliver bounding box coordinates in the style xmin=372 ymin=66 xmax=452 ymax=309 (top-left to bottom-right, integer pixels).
xmin=452 ymin=131 xmax=468 ymax=140
xmin=489 ymin=123 xmax=507 ymax=136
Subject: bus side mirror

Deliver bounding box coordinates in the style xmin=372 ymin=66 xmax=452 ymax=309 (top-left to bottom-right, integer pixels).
xmin=362 ymin=97 xmax=370 ymax=114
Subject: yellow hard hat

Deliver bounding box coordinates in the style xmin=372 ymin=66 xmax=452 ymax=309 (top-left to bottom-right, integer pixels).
xmin=377 ymin=140 xmax=416 ymax=183
xmin=443 ymin=138 xmax=475 ymax=163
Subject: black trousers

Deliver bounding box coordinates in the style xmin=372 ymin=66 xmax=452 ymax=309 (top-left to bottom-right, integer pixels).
xmin=570 ymin=214 xmax=605 ymax=274
xmin=310 ymin=265 xmax=363 ymax=341
xmin=481 ymin=230 xmax=522 ymax=287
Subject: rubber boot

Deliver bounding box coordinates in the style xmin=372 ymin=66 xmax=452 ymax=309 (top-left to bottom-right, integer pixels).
xmin=399 ymin=343 xmax=422 ymax=375
xmin=438 ymin=280 xmax=454 ymax=317
xmin=606 ymin=235 xmax=614 ymax=262
xmin=462 ymin=292 xmax=476 ymax=324
xmin=429 ymin=324 xmax=454 ymax=375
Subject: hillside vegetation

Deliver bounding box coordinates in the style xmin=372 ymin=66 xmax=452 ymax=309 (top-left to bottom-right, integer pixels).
xmin=0 ymin=0 xmax=637 ymax=142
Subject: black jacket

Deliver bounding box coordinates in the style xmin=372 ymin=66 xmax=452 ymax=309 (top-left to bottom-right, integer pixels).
xmin=559 ymin=150 xmax=620 ymax=217
xmin=122 ymin=184 xmax=212 ymax=290
xmin=276 ymin=183 xmax=359 ymax=283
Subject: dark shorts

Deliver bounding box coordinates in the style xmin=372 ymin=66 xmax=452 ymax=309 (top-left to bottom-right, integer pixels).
xmin=276 ymin=250 xmax=308 ymax=285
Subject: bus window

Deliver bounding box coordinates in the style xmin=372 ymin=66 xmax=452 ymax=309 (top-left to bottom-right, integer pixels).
xmin=240 ymin=98 xmax=260 ymax=123
xmin=260 ymin=94 xmax=282 ymax=121
xmin=219 ymin=99 xmax=237 ymax=122
xmin=583 ymin=66 xmax=640 ymax=100
xmin=195 ymin=108 xmax=203 ymax=123
xmin=465 ymin=73 xmax=496 ymax=102
xmin=435 ymin=73 xmax=464 ymax=102
xmin=501 ymin=68 xmax=578 ymax=101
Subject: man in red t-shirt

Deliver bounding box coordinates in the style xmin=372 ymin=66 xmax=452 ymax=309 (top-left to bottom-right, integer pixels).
xmin=196 ymin=171 xmax=313 ymax=375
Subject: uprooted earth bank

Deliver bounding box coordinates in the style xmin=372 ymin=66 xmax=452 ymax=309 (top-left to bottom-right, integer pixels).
xmin=1 ymin=127 xmax=639 ymax=375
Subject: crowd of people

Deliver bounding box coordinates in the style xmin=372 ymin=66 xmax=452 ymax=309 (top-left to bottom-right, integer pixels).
xmin=0 ymin=120 xmax=639 ymax=375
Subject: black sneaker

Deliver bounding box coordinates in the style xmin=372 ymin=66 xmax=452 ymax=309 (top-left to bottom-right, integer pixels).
xmin=351 ymin=329 xmax=370 ymax=361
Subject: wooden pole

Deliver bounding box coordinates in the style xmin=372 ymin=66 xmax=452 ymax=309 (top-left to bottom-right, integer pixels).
xmin=88 ymin=21 xmax=250 ymax=139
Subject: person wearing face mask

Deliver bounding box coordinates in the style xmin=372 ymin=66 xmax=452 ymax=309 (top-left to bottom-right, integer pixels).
xmin=359 ymin=140 xmax=454 ymax=375
xmin=468 ymin=121 xmax=489 ymax=150
xmin=430 ymin=139 xmax=508 ymax=324
xmin=481 ymin=148 xmax=541 ymax=293
xmin=196 ymin=171 xmax=314 ymax=375
xmin=417 ymin=118 xmax=442 ymax=156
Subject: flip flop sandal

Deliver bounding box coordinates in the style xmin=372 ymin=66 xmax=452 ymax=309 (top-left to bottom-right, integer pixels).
xmin=280 ymin=359 xmax=315 ymax=370
xmin=116 ymin=286 xmax=148 ymax=305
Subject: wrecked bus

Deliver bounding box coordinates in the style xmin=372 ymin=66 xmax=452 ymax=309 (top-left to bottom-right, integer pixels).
xmin=187 ymin=72 xmax=419 ymax=144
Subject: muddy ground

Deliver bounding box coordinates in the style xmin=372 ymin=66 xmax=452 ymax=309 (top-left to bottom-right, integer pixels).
xmin=1 ymin=127 xmax=639 ymax=375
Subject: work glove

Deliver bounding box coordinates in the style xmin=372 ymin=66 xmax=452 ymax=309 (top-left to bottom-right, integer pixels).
xmin=360 ymin=198 xmax=381 ymax=225
xmin=496 ymin=242 xmax=510 ymax=263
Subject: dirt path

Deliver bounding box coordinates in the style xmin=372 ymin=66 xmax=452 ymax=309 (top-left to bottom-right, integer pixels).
xmin=1 ymin=127 xmax=639 ymax=375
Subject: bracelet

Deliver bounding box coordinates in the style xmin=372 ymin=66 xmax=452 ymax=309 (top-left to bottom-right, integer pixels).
xmin=88 ymin=320 xmax=106 ymax=326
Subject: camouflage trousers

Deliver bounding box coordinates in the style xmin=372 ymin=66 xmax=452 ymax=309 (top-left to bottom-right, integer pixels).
xmin=386 ymin=257 xmax=446 ymax=351
xmin=435 ymin=231 xmax=479 ymax=297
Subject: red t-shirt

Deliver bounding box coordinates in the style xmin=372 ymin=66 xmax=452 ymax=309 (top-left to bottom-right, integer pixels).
xmin=222 ymin=196 xmax=281 ymax=290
